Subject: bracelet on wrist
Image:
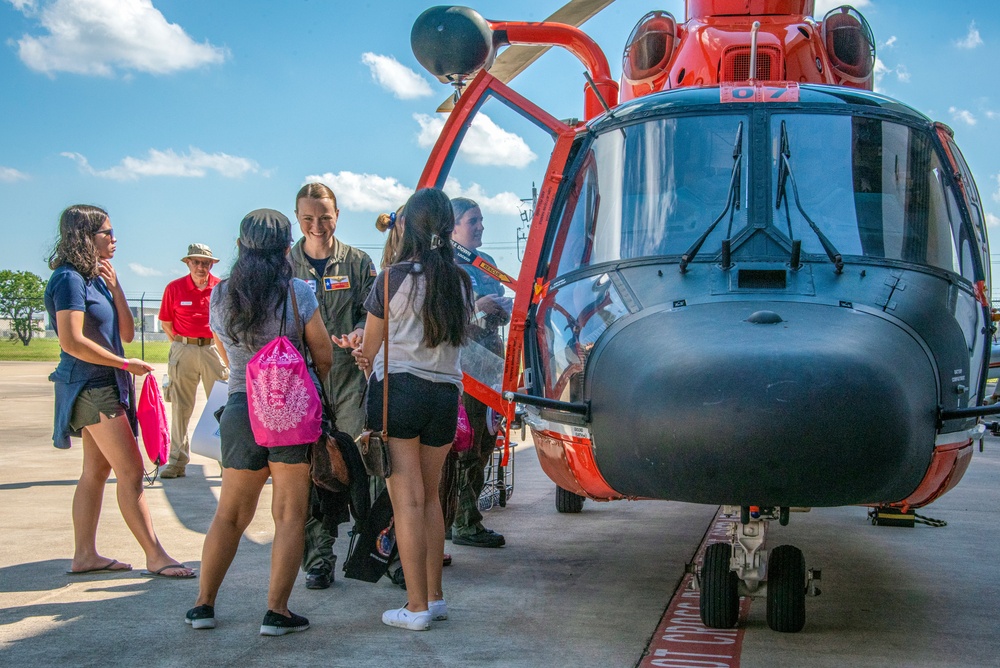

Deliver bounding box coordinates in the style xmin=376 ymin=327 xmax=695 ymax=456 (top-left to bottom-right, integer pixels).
xmin=122 ymin=359 xmax=129 ymax=371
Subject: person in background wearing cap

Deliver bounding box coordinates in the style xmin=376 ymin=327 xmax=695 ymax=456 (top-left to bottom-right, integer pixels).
xmin=187 ymin=209 xmax=332 ymax=635
xmin=157 ymin=243 xmax=229 ymax=479
xmin=290 ymin=182 xmax=376 ymax=590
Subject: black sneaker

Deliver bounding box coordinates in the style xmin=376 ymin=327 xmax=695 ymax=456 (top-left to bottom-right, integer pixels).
xmin=260 ymin=610 xmax=309 ymax=636
xmin=452 ymin=528 xmax=505 ymax=548
xmin=305 ymin=566 xmax=331 ymax=590
xmin=185 ymin=604 xmax=216 ymax=629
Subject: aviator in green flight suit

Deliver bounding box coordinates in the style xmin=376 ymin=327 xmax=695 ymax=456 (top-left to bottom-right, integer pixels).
xmin=290 ymin=231 xmax=375 ymax=586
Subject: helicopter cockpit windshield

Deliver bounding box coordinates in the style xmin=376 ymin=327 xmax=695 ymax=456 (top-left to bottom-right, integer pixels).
xmin=770 ymin=113 xmax=965 ymax=275
xmin=548 ymin=113 xmax=750 ymax=276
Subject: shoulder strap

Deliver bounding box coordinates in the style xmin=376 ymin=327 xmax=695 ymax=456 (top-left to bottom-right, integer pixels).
xmin=287 ymin=280 xmax=301 ymax=340
xmin=380 ymin=268 xmax=389 ymax=438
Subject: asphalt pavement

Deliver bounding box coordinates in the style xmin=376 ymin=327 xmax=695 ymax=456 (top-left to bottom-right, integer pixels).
xmin=2 ymin=361 xmax=999 ymax=667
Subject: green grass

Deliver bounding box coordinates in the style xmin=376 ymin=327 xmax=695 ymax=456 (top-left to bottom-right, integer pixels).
xmin=0 ymin=337 xmax=171 ymax=363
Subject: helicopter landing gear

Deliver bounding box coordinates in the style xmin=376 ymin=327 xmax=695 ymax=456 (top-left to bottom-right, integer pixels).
xmin=555 ymin=486 xmax=585 ymax=513
xmin=698 ymin=506 xmax=820 ymax=633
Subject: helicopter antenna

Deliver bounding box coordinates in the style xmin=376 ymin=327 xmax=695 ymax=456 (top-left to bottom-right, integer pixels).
xmin=583 ymin=70 xmax=614 ymax=117
xmin=749 ymin=21 xmax=761 ymax=80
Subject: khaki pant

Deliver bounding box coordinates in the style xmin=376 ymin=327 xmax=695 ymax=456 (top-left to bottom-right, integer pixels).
xmin=166 ymin=341 xmax=228 ymax=469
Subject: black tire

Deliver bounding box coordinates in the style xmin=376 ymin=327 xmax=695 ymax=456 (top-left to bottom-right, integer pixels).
xmin=766 ymin=544 xmax=806 ymax=633
xmin=555 ymin=486 xmax=585 ymax=513
xmin=700 ymin=543 xmax=739 ymax=628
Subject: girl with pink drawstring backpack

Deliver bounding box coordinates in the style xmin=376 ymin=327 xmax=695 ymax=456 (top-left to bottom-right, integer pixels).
xmin=190 ymin=208 xmax=333 ymax=635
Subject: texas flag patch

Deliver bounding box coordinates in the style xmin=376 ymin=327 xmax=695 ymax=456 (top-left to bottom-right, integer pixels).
xmin=369 ymin=263 xmax=377 ymax=277
xmin=324 ymin=276 xmax=350 ymax=291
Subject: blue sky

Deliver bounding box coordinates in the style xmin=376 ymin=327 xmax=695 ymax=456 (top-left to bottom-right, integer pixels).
xmin=2 ymin=0 xmax=998 ymax=298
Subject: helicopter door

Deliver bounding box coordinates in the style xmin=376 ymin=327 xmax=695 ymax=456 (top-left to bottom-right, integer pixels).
xmin=416 ymin=70 xmax=577 ymax=415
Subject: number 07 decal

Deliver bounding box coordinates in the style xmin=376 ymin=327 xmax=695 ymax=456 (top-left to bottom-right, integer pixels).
xmin=721 ymin=82 xmax=800 ymax=103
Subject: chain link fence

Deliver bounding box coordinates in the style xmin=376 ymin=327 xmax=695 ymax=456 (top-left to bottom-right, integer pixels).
xmin=1 ymin=294 xmax=167 ymax=344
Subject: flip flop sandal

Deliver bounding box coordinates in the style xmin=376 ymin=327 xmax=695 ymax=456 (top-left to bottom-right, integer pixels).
xmin=141 ymin=563 xmax=196 ymax=579
xmin=67 ymin=559 xmax=132 ymax=575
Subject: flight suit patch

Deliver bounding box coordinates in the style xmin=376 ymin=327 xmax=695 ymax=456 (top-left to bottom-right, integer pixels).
xmin=325 ymin=276 xmax=350 ymax=290
xmin=306 ymin=279 xmax=317 ymax=292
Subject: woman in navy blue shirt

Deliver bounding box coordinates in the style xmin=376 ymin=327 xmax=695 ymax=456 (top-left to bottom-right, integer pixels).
xmin=46 ymin=204 xmax=194 ymax=578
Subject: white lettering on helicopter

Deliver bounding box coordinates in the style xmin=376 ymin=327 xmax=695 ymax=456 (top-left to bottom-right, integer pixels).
xmin=720 ymin=82 xmax=800 ymax=104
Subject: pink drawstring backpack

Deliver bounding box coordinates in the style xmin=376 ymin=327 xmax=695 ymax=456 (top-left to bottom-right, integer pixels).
xmin=454 ymin=400 xmax=473 ymax=453
xmin=137 ymin=374 xmax=170 ymax=470
xmin=245 ymin=287 xmax=322 ymax=447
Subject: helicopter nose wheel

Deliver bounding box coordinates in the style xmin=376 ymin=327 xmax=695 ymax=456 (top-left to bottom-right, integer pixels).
xmin=766 ymin=545 xmax=806 ymax=632
xmin=700 ymin=543 xmax=739 ymax=628
xmin=698 ymin=507 xmax=813 ymax=632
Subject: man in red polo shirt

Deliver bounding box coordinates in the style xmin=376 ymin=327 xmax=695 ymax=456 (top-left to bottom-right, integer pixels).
xmin=158 ymin=243 xmax=228 ymax=479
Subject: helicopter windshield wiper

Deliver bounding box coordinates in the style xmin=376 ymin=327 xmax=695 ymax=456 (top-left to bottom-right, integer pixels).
xmin=775 ymin=120 xmax=844 ymax=273
xmin=679 ymin=121 xmax=743 ymax=273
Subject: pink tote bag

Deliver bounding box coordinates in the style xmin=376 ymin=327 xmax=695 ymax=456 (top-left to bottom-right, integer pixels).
xmin=137 ymin=374 xmax=170 ymax=467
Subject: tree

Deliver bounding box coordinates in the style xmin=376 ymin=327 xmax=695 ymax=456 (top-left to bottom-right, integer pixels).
xmin=0 ymin=270 xmax=46 ymax=346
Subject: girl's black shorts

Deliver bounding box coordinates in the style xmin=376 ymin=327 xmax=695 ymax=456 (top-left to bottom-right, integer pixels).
xmin=366 ymin=372 xmax=459 ymax=447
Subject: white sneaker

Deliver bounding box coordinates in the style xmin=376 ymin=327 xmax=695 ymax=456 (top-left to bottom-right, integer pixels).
xmin=382 ymin=605 xmax=431 ymax=631
xmin=428 ymin=599 xmax=448 ymax=621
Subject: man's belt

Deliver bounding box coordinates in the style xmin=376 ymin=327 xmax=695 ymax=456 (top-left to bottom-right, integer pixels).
xmin=176 ymin=336 xmax=213 ymax=346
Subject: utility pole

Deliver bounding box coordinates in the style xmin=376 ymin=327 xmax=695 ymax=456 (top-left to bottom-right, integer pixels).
xmin=517 ymin=182 xmax=537 ymax=261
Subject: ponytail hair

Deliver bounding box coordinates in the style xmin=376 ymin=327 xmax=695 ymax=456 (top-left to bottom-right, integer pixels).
xmin=396 ymin=189 xmax=473 ymax=347
xmin=376 ymin=206 xmax=405 ymax=270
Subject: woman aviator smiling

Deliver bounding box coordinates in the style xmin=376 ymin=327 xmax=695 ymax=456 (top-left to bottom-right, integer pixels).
xmin=44 ymin=204 xmax=194 ymax=578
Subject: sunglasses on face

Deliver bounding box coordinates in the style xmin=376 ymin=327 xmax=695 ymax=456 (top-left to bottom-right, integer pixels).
xmin=94 ymin=228 xmax=115 ymax=238
xmin=188 ymin=259 xmax=213 ymax=268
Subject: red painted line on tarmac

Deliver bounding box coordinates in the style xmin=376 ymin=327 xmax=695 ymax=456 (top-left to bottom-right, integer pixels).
xmin=638 ymin=511 xmax=750 ymax=668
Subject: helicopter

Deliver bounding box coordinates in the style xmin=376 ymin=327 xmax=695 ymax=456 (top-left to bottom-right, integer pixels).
xmin=408 ymin=0 xmax=996 ymax=633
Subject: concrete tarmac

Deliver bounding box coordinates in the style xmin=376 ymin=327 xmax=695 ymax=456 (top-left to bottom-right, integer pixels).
xmin=2 ymin=361 xmax=999 ymax=667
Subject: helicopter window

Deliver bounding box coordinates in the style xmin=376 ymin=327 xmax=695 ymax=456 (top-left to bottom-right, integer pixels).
xmin=546 ymin=114 xmax=749 ymax=275
xmin=770 ymin=114 xmax=961 ymax=276
xmin=536 ymin=273 xmax=630 ymax=402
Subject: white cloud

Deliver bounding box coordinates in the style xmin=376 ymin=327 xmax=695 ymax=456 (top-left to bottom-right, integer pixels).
xmin=986 ymin=212 xmax=1000 ymax=229
xmin=128 ymin=262 xmax=163 ymax=277
xmin=415 ymin=113 xmax=537 ymax=168
xmin=299 ymin=172 xmax=524 ymax=217
xmin=361 ymin=52 xmax=433 ymax=100
xmin=442 ymin=178 xmax=523 ymax=216
xmin=986 ymin=110 xmax=999 ymax=120
xmin=883 ymin=36 xmax=897 ymax=49
xmin=62 ymin=147 xmax=259 ymax=180
xmin=949 ymin=107 xmax=977 ymax=126
xmin=304 ymin=172 xmax=414 ymax=212
xmin=873 ymin=57 xmax=910 ymax=92
xmin=0 ymin=166 xmax=29 ymax=182
xmin=957 ymin=21 xmax=983 ymax=49
xmin=10 ymin=0 xmax=227 ymax=76
xmin=813 ymin=0 xmax=870 ymax=17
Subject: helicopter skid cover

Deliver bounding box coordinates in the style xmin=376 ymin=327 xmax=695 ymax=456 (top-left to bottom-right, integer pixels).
xmin=586 ymin=301 xmax=937 ymax=507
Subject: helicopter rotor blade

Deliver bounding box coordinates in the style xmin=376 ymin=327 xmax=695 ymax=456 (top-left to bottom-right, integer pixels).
xmin=435 ymin=0 xmax=617 ymax=113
